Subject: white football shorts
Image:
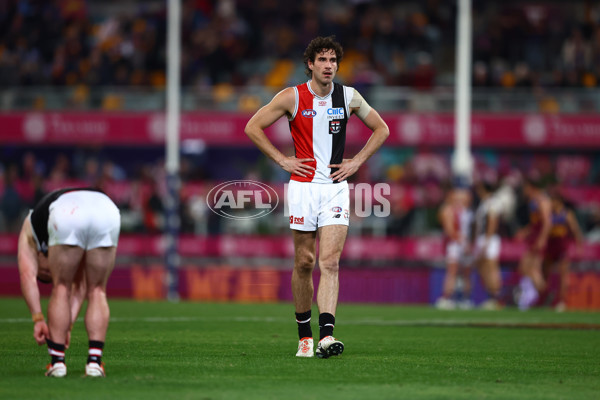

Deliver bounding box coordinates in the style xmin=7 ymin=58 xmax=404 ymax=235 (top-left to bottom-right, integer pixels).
xmin=445 ymin=240 xmax=471 ymax=265
xmin=474 ymin=234 xmax=501 ymax=261
xmin=287 ymin=180 xmax=350 ymax=231
xmin=48 ymin=191 xmax=121 ymax=249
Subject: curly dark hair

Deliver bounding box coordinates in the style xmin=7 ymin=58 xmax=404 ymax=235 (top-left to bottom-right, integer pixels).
xmin=303 ymin=36 xmax=344 ymax=78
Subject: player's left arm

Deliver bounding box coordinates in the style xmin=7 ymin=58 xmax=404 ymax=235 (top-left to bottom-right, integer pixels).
xmin=329 ymin=90 xmax=389 ymax=182
xmin=439 ymin=204 xmax=460 ymax=241
xmin=536 ymin=196 xmax=553 ymax=250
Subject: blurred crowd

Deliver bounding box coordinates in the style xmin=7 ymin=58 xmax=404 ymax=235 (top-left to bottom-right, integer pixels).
xmin=2 ymin=0 xmax=600 ymax=239
xmin=2 ymin=0 xmax=600 ymax=92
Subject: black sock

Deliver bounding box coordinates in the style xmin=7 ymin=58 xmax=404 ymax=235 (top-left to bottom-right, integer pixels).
xmin=46 ymin=339 xmax=65 ymax=365
xmin=87 ymin=340 xmax=104 ymax=365
xmin=295 ymin=310 xmax=312 ymax=340
xmin=319 ymin=313 xmax=335 ymax=340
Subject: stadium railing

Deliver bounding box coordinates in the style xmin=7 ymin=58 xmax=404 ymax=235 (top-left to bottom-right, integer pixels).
xmin=2 ymin=87 xmax=600 ymax=113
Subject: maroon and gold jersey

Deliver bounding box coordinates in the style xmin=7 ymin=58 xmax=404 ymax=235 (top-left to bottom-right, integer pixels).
xmin=546 ymin=208 xmax=571 ymax=261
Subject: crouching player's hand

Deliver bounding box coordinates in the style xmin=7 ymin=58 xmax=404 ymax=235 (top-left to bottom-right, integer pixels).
xmin=33 ymin=320 xmax=49 ymax=345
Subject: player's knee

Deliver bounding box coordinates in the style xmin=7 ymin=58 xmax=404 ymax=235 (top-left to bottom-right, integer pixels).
xmin=318 ymin=258 xmax=339 ymax=275
xmin=52 ymin=282 xmax=71 ymax=298
xmin=445 ymin=262 xmax=459 ymax=274
xmin=295 ymin=249 xmax=316 ymax=271
xmin=294 ymin=258 xmax=315 ymax=274
xmin=86 ymin=285 xmax=107 ymax=303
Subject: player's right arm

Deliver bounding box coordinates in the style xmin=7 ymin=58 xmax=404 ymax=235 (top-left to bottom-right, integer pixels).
xmin=439 ymin=204 xmax=460 ymax=241
xmin=244 ymin=88 xmax=315 ymax=178
xmin=17 ymin=216 xmax=48 ymax=345
xmin=566 ymin=209 xmax=584 ymax=256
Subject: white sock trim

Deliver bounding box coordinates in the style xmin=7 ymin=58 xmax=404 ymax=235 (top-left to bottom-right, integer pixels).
xmin=89 ymin=348 xmax=103 ymax=357
xmin=49 ymin=349 xmax=65 ymax=357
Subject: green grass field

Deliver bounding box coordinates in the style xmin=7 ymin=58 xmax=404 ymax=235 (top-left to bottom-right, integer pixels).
xmin=1 ymin=298 xmax=599 ymax=400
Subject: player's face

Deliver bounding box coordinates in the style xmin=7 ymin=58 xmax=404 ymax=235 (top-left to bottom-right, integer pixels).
xmin=309 ymin=49 xmax=337 ymax=84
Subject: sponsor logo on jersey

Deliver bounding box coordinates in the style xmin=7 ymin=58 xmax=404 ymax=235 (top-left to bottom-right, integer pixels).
xmin=318 ymin=101 xmax=328 ymax=107
xmin=329 ymin=120 xmax=341 ymax=134
xmin=301 ymin=109 xmax=317 ymax=118
xmin=331 ymin=206 xmax=342 ymax=212
xmin=327 ymin=107 xmax=345 ymax=120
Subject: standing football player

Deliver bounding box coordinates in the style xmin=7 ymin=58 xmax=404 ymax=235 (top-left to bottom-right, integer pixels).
xmin=515 ymin=178 xmax=552 ymax=310
xmin=245 ymin=36 xmax=389 ymax=358
xmin=542 ymin=193 xmax=583 ymax=311
xmin=435 ymin=186 xmax=474 ymax=310
xmin=473 ymin=180 xmax=503 ymax=310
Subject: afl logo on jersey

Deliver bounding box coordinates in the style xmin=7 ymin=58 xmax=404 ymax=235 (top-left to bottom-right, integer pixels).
xmin=329 ymin=120 xmax=341 ymax=134
xmin=301 ymin=109 xmax=317 ymax=118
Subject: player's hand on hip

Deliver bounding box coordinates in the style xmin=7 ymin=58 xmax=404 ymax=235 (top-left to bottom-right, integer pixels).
xmin=33 ymin=321 xmax=49 ymax=345
xmin=328 ymin=159 xmax=359 ymax=182
xmin=282 ymin=157 xmax=315 ymax=177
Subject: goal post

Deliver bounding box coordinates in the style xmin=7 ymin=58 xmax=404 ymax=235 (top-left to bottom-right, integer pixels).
xmin=165 ymin=0 xmax=181 ymax=301
xmin=452 ymin=0 xmax=474 ymax=186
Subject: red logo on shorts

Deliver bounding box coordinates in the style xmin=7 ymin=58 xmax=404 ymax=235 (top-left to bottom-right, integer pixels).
xmin=293 ymin=216 xmax=304 ymax=225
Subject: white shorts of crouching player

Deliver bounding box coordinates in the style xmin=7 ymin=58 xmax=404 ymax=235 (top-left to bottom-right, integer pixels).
xmin=473 ymin=234 xmax=501 ymax=261
xmin=287 ymin=180 xmax=350 ymax=231
xmin=48 ymin=191 xmax=120 ymax=249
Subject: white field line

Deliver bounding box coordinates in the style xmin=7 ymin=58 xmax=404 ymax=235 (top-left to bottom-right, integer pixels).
xmin=0 ymin=316 xmax=561 ymax=326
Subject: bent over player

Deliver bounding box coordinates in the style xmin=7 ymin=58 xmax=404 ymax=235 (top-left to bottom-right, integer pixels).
xmin=18 ymin=188 xmax=120 ymax=377
xmin=245 ymin=36 xmax=389 ymax=358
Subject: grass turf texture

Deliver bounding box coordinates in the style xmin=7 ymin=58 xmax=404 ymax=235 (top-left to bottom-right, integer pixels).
xmin=1 ymin=298 xmax=599 ymax=400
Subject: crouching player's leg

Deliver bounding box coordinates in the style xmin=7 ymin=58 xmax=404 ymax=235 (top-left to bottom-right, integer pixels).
xmin=46 ymin=245 xmax=85 ymax=377
xmin=83 ymin=196 xmax=120 ymax=377
xmin=83 ymin=246 xmax=117 ymax=377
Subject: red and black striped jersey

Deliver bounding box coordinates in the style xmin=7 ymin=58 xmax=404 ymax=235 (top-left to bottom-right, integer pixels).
xmin=288 ymin=81 xmax=355 ymax=183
